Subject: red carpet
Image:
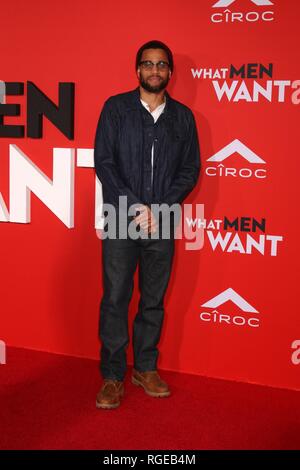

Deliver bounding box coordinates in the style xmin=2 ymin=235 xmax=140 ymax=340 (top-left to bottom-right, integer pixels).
xmin=0 ymin=347 xmax=299 ymax=450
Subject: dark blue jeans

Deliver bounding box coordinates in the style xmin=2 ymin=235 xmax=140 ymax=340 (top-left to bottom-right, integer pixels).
xmin=99 ymin=234 xmax=175 ymax=381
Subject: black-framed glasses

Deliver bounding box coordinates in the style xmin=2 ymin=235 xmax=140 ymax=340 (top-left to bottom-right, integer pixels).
xmin=139 ymin=60 xmax=170 ymax=71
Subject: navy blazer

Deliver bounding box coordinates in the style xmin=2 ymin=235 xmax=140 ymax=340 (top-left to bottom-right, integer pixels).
xmin=94 ymin=86 xmax=201 ymax=213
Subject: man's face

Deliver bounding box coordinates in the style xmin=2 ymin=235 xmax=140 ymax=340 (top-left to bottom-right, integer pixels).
xmin=137 ymin=48 xmax=171 ymax=93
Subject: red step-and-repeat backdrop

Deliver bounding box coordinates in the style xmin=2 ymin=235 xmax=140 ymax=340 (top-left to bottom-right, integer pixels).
xmin=1 ymin=0 xmax=299 ymax=391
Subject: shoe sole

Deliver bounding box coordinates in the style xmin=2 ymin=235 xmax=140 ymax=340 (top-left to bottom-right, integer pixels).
xmin=131 ymin=376 xmax=171 ymax=397
xmin=96 ymin=400 xmax=120 ymax=409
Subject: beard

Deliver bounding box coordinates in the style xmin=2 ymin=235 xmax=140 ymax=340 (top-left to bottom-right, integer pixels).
xmin=139 ymin=74 xmax=169 ymax=93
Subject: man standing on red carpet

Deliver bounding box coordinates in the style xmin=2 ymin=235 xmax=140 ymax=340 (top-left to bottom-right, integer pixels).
xmin=94 ymin=40 xmax=200 ymax=409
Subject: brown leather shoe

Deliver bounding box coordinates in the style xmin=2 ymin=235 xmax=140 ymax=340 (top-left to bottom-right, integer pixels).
xmin=96 ymin=379 xmax=124 ymax=409
xmin=131 ymin=369 xmax=171 ymax=397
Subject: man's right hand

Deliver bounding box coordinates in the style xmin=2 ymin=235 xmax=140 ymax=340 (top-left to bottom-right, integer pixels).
xmin=134 ymin=205 xmax=158 ymax=235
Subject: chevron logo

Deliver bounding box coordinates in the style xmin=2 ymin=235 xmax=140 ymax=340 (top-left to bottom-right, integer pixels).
xmin=213 ymin=0 xmax=273 ymax=7
xmin=201 ymin=287 xmax=259 ymax=313
xmin=207 ymin=139 xmax=266 ymax=163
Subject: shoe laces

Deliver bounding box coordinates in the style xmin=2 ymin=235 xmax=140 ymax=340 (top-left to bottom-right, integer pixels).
xmin=103 ymin=379 xmax=122 ymax=390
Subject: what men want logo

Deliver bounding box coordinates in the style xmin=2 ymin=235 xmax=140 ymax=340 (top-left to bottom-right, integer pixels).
xmin=0 ymin=80 xmax=104 ymax=230
xmin=185 ymin=215 xmax=283 ymax=256
xmin=200 ymin=288 xmax=260 ymax=328
xmin=205 ymin=139 xmax=267 ymax=180
xmin=211 ymin=0 xmax=274 ymax=23
xmin=191 ymin=63 xmax=300 ymax=105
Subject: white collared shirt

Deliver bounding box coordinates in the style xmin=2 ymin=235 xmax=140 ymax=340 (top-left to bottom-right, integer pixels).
xmin=140 ymin=97 xmax=166 ymax=186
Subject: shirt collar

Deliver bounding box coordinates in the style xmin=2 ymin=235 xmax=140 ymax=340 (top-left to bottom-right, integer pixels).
xmin=129 ymin=86 xmax=174 ymax=120
xmin=140 ymin=96 xmax=166 ymax=113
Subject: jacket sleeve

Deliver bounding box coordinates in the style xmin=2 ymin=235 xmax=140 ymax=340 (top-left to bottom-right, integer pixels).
xmin=94 ymin=99 xmax=143 ymax=212
xmin=160 ymin=110 xmax=201 ymax=207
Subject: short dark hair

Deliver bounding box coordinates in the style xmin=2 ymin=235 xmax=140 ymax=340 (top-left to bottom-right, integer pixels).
xmin=135 ymin=40 xmax=174 ymax=73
